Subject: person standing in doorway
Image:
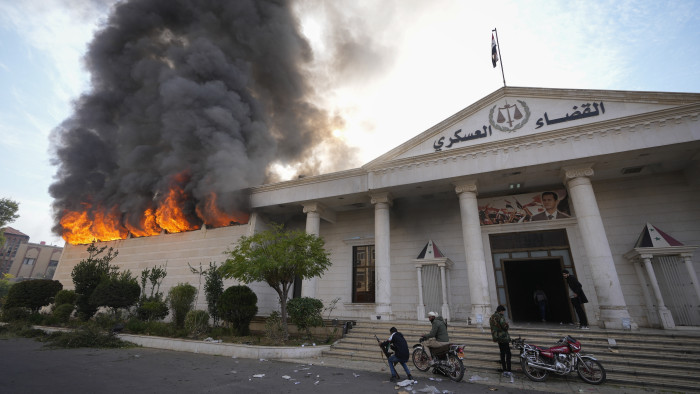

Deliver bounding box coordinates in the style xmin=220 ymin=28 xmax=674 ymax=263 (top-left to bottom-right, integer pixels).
xmin=533 ymin=284 xmax=548 ymax=322
xmin=489 ymin=305 xmax=512 ymax=376
xmin=563 ymin=269 xmax=589 ymax=329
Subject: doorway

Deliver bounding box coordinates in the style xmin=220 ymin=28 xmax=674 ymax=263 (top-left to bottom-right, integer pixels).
xmin=503 ymin=258 xmax=572 ymax=323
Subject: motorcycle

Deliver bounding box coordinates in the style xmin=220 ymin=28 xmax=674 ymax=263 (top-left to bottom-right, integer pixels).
xmin=512 ymin=335 xmax=606 ymax=384
xmin=411 ymin=337 xmax=466 ymax=382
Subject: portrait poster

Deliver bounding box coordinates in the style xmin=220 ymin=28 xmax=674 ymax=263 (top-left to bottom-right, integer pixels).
xmin=477 ymin=189 xmax=572 ymax=225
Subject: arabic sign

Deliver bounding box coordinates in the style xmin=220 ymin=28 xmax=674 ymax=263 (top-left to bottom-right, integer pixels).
xmin=477 ymin=189 xmax=572 ymax=225
xmin=430 ymin=99 xmax=609 ymax=153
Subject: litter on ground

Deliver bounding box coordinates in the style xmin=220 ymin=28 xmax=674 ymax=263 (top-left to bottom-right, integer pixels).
xmin=252 ymin=374 xmax=265 ymax=378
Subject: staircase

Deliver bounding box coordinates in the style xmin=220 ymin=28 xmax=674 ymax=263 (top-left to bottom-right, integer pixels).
xmin=322 ymin=320 xmax=700 ymax=393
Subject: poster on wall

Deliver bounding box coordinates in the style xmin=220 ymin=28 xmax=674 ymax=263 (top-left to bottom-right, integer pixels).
xmin=477 ymin=189 xmax=572 ymax=225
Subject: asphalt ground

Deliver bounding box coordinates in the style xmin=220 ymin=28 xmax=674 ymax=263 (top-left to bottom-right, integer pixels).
xmin=0 ymin=337 xmax=545 ymax=394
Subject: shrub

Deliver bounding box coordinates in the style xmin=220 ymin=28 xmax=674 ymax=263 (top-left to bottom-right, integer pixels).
xmin=185 ymin=310 xmax=210 ymax=337
xmin=264 ymin=311 xmax=285 ymax=344
xmin=136 ymin=299 xmax=169 ymax=321
xmin=71 ymin=243 xmax=119 ymax=321
xmin=42 ymin=323 xmax=131 ymax=349
xmin=53 ymin=304 xmax=75 ymax=323
xmin=54 ymin=290 xmax=77 ymax=306
xmin=218 ymin=285 xmax=258 ymax=336
xmin=203 ymin=263 xmax=223 ymax=326
xmin=168 ymin=283 xmax=197 ymax=328
xmin=287 ymin=297 xmax=323 ymax=338
xmin=3 ymin=279 xmax=63 ymax=313
xmin=90 ymin=273 xmax=141 ymax=316
xmin=1 ymin=307 xmax=30 ymax=322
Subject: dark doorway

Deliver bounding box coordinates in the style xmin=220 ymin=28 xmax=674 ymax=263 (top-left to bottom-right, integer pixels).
xmin=503 ymin=259 xmax=572 ymax=323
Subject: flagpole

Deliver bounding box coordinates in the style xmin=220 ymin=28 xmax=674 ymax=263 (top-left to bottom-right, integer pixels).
xmin=493 ymin=28 xmax=506 ymax=87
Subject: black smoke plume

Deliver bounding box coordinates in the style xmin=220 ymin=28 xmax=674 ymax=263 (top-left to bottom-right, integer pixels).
xmin=49 ymin=0 xmax=355 ymax=238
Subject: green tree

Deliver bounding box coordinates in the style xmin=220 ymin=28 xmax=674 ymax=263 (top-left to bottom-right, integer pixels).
xmin=220 ymin=224 xmax=332 ymax=339
xmin=90 ymin=271 xmax=141 ymax=317
xmin=168 ymin=283 xmax=197 ymax=328
xmin=3 ymin=279 xmax=63 ymax=313
xmin=203 ymin=263 xmax=224 ymax=326
xmin=0 ymin=198 xmax=20 ymax=247
xmin=287 ymin=297 xmax=324 ymax=339
xmin=0 ymin=273 xmax=15 ymax=308
xmin=71 ymin=242 xmax=119 ymax=320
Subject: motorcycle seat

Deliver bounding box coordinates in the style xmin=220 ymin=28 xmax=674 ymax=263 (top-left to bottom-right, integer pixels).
xmin=430 ymin=344 xmax=451 ymax=356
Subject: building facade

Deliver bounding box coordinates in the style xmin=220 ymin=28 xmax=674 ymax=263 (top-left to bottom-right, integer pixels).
xmin=1 ymin=227 xmax=30 ymax=275
xmin=53 ymin=87 xmax=700 ymax=330
xmin=8 ymin=242 xmax=64 ymax=281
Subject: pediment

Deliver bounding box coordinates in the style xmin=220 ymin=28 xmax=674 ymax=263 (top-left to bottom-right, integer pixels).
xmin=364 ymin=86 xmax=700 ymax=167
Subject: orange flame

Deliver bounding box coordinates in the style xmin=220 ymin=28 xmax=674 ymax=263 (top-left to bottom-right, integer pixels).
xmin=125 ymin=208 xmax=162 ymax=238
xmin=196 ymin=193 xmax=250 ymax=227
xmin=155 ymin=180 xmax=200 ymax=233
xmin=60 ymin=209 xmax=96 ymax=245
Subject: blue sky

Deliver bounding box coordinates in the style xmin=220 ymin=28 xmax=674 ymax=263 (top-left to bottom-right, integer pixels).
xmin=1 ymin=0 xmax=699 ymax=246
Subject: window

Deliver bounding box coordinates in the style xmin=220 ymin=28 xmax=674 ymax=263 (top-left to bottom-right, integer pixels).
xmin=22 ymin=258 xmax=35 ymax=265
xmin=352 ymin=245 xmax=375 ymax=303
xmin=48 ymin=260 xmax=59 ymax=267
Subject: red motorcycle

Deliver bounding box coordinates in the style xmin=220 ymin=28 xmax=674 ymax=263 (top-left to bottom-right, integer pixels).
xmin=512 ymin=335 xmax=606 ymax=384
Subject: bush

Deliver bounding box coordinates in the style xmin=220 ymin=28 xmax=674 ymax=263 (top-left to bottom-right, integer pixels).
xmin=71 ymin=243 xmax=119 ymax=321
xmin=90 ymin=273 xmax=141 ymax=316
xmin=168 ymin=283 xmax=197 ymax=328
xmin=218 ymin=285 xmax=258 ymax=336
xmin=53 ymin=304 xmax=75 ymax=323
xmin=136 ymin=299 xmax=169 ymax=321
xmin=1 ymin=306 xmax=30 ymax=322
xmin=287 ymin=297 xmax=323 ymax=338
xmin=3 ymin=279 xmax=63 ymax=313
xmin=185 ymin=310 xmax=210 ymax=337
xmin=42 ymin=323 xmax=131 ymax=349
xmin=264 ymin=311 xmax=285 ymax=344
xmin=54 ymin=290 xmax=77 ymax=306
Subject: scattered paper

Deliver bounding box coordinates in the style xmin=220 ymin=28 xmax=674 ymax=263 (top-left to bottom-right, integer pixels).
xmin=314 ymin=381 xmax=320 ymax=385
xmin=282 ymin=375 xmax=291 ymax=380
xmin=417 ymin=385 xmax=441 ymax=394
xmin=259 ymin=358 xmax=267 ymax=362
xmin=428 ymin=377 xmax=442 ymax=382
xmin=397 ymin=379 xmax=415 ymax=387
xmin=253 ymin=374 xmax=265 ymax=378
xmin=353 ymin=373 xmax=361 ymax=378
xmin=469 ymin=375 xmax=488 ymax=382
xmin=294 ymin=382 xmax=301 ymax=385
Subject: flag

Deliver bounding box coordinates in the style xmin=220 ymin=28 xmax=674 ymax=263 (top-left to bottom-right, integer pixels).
xmin=491 ymin=33 xmax=499 ymax=68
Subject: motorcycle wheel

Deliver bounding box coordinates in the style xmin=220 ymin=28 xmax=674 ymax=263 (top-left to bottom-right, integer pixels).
xmin=520 ymin=355 xmax=549 ymax=382
xmin=576 ymin=357 xmax=606 ymax=385
xmin=445 ymin=353 xmax=465 ymax=382
xmin=412 ymin=348 xmax=431 ymax=372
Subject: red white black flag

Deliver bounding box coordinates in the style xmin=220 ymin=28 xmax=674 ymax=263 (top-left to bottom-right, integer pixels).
xmin=491 ymin=33 xmax=498 ymax=68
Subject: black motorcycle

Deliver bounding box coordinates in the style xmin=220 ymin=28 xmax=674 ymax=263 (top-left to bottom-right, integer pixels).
xmin=411 ymin=337 xmax=465 ymax=382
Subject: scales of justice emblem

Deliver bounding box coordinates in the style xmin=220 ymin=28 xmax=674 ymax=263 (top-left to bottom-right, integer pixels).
xmin=489 ymin=99 xmax=531 ymax=132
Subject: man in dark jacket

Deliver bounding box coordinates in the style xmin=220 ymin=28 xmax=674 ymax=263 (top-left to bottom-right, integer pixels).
xmin=421 ymin=311 xmax=449 ymax=363
xmin=489 ymin=304 xmax=511 ymax=376
xmin=563 ymin=269 xmax=589 ymax=329
xmin=380 ymin=327 xmax=413 ymax=382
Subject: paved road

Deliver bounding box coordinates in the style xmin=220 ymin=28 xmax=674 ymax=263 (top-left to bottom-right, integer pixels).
xmin=1 ymin=337 xmax=543 ymax=394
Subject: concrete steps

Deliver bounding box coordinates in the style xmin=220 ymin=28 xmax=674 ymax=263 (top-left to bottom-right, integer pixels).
xmin=323 ymin=320 xmax=700 ymax=393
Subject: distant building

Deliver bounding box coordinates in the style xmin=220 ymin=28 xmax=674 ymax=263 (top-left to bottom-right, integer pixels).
xmin=9 ymin=242 xmax=64 ymax=281
xmin=1 ymin=227 xmax=30 ymax=274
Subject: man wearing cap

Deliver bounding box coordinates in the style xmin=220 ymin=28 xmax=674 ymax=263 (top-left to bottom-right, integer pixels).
xmin=380 ymin=327 xmax=413 ymax=383
xmin=421 ymin=311 xmax=449 ymax=364
xmin=562 ymin=269 xmax=589 ymax=329
xmin=489 ymin=305 xmax=512 ymax=376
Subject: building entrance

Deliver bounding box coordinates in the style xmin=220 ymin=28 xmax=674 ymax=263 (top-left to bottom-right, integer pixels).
xmin=503 ymin=259 xmax=572 ymax=323
xmin=489 ymin=229 xmax=577 ymax=323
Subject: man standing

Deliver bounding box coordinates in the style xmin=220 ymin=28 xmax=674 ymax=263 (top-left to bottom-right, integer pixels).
xmin=563 ymin=269 xmax=589 ymax=329
xmin=421 ymin=311 xmax=449 ymax=364
xmin=380 ymin=327 xmax=413 ymax=383
xmin=531 ymin=191 xmax=571 ymax=220
xmin=489 ymin=305 xmax=512 ymax=376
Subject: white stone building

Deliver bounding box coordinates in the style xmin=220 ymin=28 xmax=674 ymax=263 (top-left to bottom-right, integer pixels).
xmin=53 ymin=86 xmax=700 ymax=330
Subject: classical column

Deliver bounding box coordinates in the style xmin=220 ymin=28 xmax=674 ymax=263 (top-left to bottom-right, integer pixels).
xmin=632 ymin=260 xmax=660 ymax=327
xmin=681 ymin=253 xmax=700 ymax=304
xmin=300 ymin=204 xmax=321 ymax=298
xmin=439 ymin=265 xmax=450 ymax=321
xmin=563 ymin=165 xmax=635 ymax=329
xmin=416 ymin=266 xmax=426 ymax=320
xmin=641 ymin=254 xmax=675 ymax=329
xmin=454 ymin=179 xmax=490 ymax=322
xmin=371 ymin=192 xmax=393 ymax=320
